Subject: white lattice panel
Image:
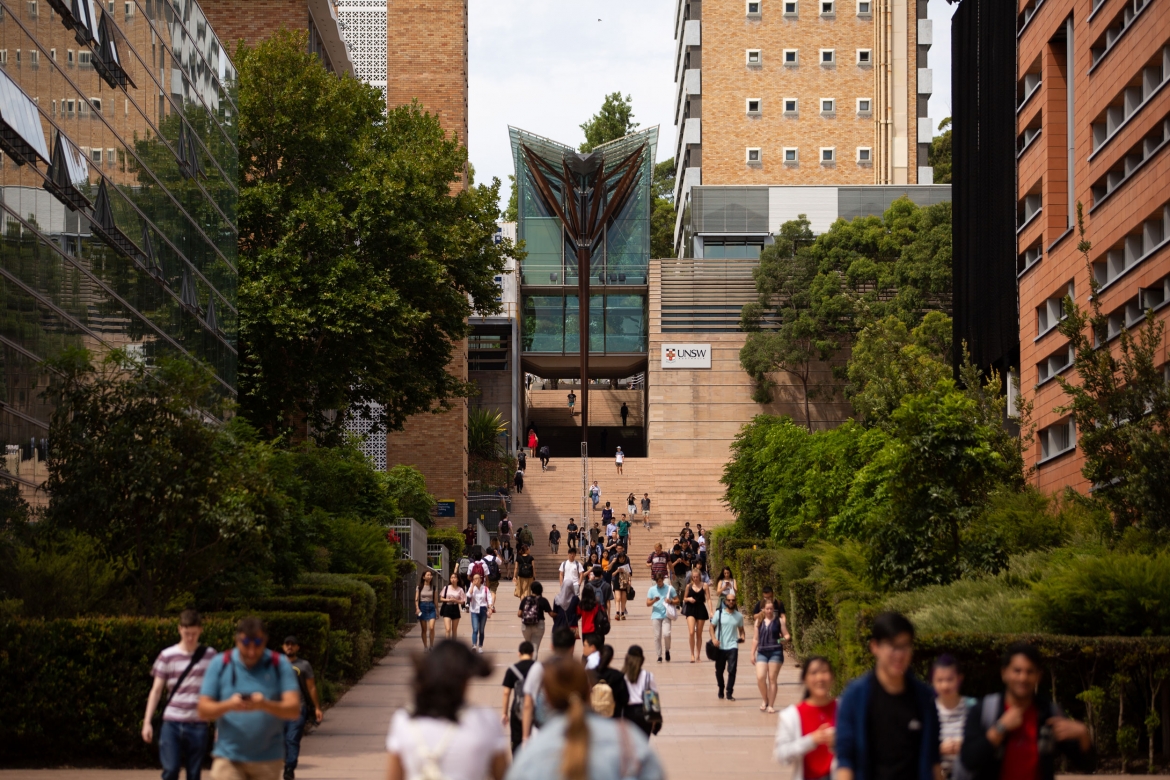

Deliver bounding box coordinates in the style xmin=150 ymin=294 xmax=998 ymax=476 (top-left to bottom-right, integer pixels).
xmin=342 ymin=402 xmax=387 ymax=471
xmin=336 ymin=0 xmax=388 ymax=94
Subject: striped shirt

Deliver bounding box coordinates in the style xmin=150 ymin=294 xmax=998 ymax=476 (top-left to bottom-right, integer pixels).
xmin=936 ymin=698 xmax=974 ymax=778
xmin=151 ymin=644 xmax=217 ymax=722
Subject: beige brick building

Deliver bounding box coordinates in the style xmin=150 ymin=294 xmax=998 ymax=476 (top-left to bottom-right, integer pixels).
xmin=200 ymin=0 xmax=353 ymax=74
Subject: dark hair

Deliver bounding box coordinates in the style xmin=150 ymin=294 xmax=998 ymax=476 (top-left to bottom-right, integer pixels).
xmin=592 ymin=565 xmax=603 ymax=577
xmin=530 ymin=581 xmax=544 ymax=596
xmin=470 ymin=545 xmax=483 ymax=561
xmin=412 ymin=640 xmax=491 ymax=721
xmin=870 ymin=611 xmax=915 ymax=643
xmin=236 ymin=616 xmax=266 ymax=638
xmin=519 ymin=641 xmax=535 ymax=655
xmin=552 ymin=627 xmax=576 ymax=651
xmin=762 ymin=585 xmax=774 ymax=594
xmin=932 ymin=653 xmax=961 ymax=675
xmin=623 ymin=644 xmax=645 ymax=683
xmin=1001 ymin=641 xmax=1043 ymax=670
xmin=417 ymin=568 xmax=435 ymax=595
xmin=179 ymin=609 xmax=201 ymax=628
xmin=599 ymin=644 xmax=615 ymax=670
xmin=719 ymin=567 xmax=733 ymax=581
xmin=582 ymin=633 xmax=601 ymax=650
xmin=800 ymin=655 xmax=834 ymax=699
xmin=579 ymin=584 xmax=597 ymax=611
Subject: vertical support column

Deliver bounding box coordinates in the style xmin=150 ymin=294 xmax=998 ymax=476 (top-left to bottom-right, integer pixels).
xmin=1065 ymin=16 xmax=1075 ymax=230
xmin=578 ymin=244 xmax=591 ymax=445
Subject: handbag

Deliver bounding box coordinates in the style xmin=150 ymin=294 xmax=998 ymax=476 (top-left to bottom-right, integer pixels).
xmin=642 ymin=675 xmax=663 ymax=735
xmin=152 ymin=645 xmax=207 ymax=743
xmin=626 ymin=584 xmax=636 ymax=599
xmin=664 ymin=601 xmax=678 ymax=621
xmin=704 ymin=601 xmax=724 ymax=661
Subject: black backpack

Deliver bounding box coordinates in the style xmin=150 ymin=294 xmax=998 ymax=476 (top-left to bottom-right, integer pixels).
xmin=486 ymin=556 xmax=501 ymax=582
xmin=508 ymin=663 xmax=530 ymax=721
xmin=517 ymin=555 xmax=534 ymax=578
xmin=593 ymin=607 xmax=611 ymax=636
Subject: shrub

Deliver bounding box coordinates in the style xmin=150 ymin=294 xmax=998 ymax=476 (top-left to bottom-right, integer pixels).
xmin=736 ymin=547 xmax=816 ymax=615
xmin=252 ymin=595 xmax=356 ymax=634
xmin=327 ymin=628 xmax=376 ymax=680
xmin=297 ymin=573 xmax=377 ymax=632
xmin=1030 ymin=552 xmax=1170 ymax=636
xmin=345 ymin=573 xmax=395 ymax=638
xmin=883 ymin=578 xmax=1038 ymax=635
xmin=426 ymin=527 xmax=465 ymax=561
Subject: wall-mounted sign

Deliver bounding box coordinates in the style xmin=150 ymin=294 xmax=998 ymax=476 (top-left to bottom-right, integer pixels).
xmin=661 ymin=343 xmax=712 ymax=369
xmin=435 ymin=500 xmax=456 ymax=518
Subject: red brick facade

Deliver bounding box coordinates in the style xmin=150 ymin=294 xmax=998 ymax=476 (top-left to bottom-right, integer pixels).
xmin=200 ymin=0 xmax=303 ymax=54
xmin=1017 ymin=0 xmax=1170 ymax=493
xmin=383 ymin=0 xmax=470 ymax=530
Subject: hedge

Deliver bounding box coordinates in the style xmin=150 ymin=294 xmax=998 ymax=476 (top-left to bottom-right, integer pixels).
xmin=252 ymin=595 xmax=356 ymax=635
xmin=292 ymin=573 xmax=377 ymax=633
xmin=426 ymin=527 xmax=465 ymax=561
xmin=345 ymin=573 xmax=395 ymax=638
xmin=735 ymin=547 xmax=816 ymax=615
xmin=0 ymin=611 xmax=329 ymax=765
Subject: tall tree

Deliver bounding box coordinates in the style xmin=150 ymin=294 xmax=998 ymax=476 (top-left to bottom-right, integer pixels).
xmin=651 ymin=158 xmax=676 ymax=259
xmin=930 ymin=117 xmax=952 ymax=184
xmin=237 ymin=31 xmax=516 ymax=440
xmin=579 ymin=92 xmax=639 ymax=152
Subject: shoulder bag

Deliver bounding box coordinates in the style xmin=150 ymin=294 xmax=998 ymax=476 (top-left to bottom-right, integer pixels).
xmin=642 ymin=672 xmax=663 ymax=735
xmin=705 ymin=601 xmax=723 ymax=661
xmin=151 ymin=645 xmax=207 ymax=743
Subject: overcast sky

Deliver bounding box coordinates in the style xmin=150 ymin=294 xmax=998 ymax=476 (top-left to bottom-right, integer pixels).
xmin=468 ymin=0 xmax=955 ymax=208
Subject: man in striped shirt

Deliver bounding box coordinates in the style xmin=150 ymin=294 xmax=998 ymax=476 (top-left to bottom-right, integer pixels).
xmin=142 ymin=609 xmax=217 ymax=780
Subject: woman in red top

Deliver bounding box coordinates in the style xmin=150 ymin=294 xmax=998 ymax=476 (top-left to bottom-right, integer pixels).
xmin=527 ymin=429 xmax=538 ymax=456
xmin=773 ymin=656 xmax=837 ymax=780
xmin=575 ymin=584 xmax=601 ymax=635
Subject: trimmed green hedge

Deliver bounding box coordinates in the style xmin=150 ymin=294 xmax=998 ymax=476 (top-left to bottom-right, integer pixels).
xmin=345 ymin=573 xmax=395 ymax=638
xmin=0 ymin=612 xmax=329 ymax=764
xmin=252 ymin=595 xmax=356 ymax=635
xmin=292 ymin=573 xmax=376 ymax=633
xmin=735 ymin=547 xmax=816 ymax=615
xmin=426 ymin=527 xmax=465 ymax=561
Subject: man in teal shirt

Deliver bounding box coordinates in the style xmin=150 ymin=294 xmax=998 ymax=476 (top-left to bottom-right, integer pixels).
xmin=709 ymin=595 xmax=746 ymax=700
xmin=198 ymin=617 xmax=301 ymax=780
xmin=617 ymin=517 xmax=631 ymax=550
xmin=645 ymin=573 xmax=678 ymax=663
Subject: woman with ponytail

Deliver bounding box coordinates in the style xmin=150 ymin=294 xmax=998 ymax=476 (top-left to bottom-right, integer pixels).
xmin=505 ymin=657 xmax=664 ymax=780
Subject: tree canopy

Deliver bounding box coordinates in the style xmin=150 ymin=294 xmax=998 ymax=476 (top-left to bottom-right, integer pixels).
xmin=237 ymin=31 xmax=517 ymax=440
xmin=929 ymin=117 xmax=952 ymax=184
xmin=579 ymin=92 xmax=639 ymax=152
xmin=651 ymin=158 xmax=676 ymax=259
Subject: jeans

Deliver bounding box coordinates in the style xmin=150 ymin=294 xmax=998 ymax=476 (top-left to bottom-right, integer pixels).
xmin=471 ymin=607 xmax=488 ymax=646
xmin=159 ymin=720 xmax=209 ymax=780
xmin=651 ymin=617 xmax=672 ymax=659
xmin=284 ymin=707 xmax=307 ymax=772
xmin=521 ymin=621 xmax=546 ymax=658
xmin=715 ymin=648 xmax=739 ymax=695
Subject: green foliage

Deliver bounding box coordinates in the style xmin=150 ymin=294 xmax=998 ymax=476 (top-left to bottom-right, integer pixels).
xmin=237 ymin=31 xmax=516 ymax=440
xmin=383 ymin=465 xmax=436 ymax=525
xmin=297 ymin=572 xmax=378 ymax=633
xmin=1030 ymin=552 xmax=1170 ymax=636
xmin=504 ymin=173 xmax=518 ymax=223
xmin=929 ymin=117 xmax=952 ymax=184
xmin=734 ymin=548 xmax=817 ymax=613
xmin=846 ymin=313 xmax=952 ymax=427
xmin=344 ymin=573 xmax=396 ymax=638
xmin=468 ymin=407 xmax=509 ymax=459
xmin=651 ymin=158 xmax=676 ymax=259
xmin=883 ymin=577 xmax=1038 ymax=634
xmin=1055 ymin=204 xmax=1170 ymax=531
xmin=721 ymin=416 xmax=790 ymax=537
xmin=0 ymin=530 xmax=121 ymax=619
xmin=426 ymin=527 xmax=465 ymax=560
xmin=578 ymin=92 xmax=638 ymax=152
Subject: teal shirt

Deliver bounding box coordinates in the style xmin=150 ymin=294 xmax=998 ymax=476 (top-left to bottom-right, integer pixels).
xmin=646 ymin=583 xmax=675 ymax=620
xmin=199 ymin=649 xmax=299 ymax=762
xmin=710 ymin=608 xmax=744 ymax=649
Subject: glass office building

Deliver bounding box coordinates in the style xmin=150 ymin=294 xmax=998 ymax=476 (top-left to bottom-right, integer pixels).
xmin=510 ymin=126 xmax=655 ymax=378
xmin=0 ymin=0 xmax=236 ymax=482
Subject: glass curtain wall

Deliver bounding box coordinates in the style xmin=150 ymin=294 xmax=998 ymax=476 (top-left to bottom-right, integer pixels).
xmin=0 ymin=0 xmax=238 ymax=453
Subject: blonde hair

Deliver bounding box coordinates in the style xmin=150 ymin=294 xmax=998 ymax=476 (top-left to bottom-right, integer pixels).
xmin=542 ymin=657 xmax=590 ymax=780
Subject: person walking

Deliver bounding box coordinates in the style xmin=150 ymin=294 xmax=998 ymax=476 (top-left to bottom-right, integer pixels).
xmin=527 ymin=428 xmax=538 ymax=457
xmin=385 ymin=640 xmax=507 ymax=780
xmin=593 ymin=644 xmax=631 ymax=720
xmin=615 ymin=446 xmax=624 ymax=475
xmin=668 ymin=544 xmax=690 ymax=600
xmin=501 ymin=541 xmax=516 ymax=580
xmin=415 ymin=569 xmax=438 ymax=650
xmin=514 ymin=544 xmax=535 ymax=598
xmin=709 ymin=595 xmax=746 ymax=700
xmin=521 ymin=627 xmax=580 ymax=742
xmin=617 ymin=514 xmax=631 ymax=552
xmin=483 ymin=546 xmax=503 ymax=599
xmin=517 ymin=448 xmax=527 ymax=473
xmin=626 ymin=492 xmax=637 ymax=518
xmin=834 ymin=612 xmax=941 ymax=780
xmin=567 ymin=390 xmax=576 ymax=415
xmin=559 ymin=548 xmax=585 ymax=591
xmin=439 ymin=572 xmax=466 ymax=640
xmin=582 ymin=633 xmax=603 ymax=670
xmin=143 ymin=609 xmax=217 ymax=780
xmin=620 ymin=401 xmax=630 ymax=427
xmin=566 ymin=518 xmax=579 ymax=552
xmin=197 ymin=617 xmax=302 ymax=780
xmin=682 ymin=567 xmax=711 ymax=663
xmin=575 ymin=583 xmax=603 ymax=636
xmin=752 ymin=586 xmax=791 ymax=642
xmin=930 ymin=655 xmax=974 ymax=780
xmin=501 ymin=642 xmax=537 ymax=756
xmin=609 ymin=547 xmax=633 ymax=620
xmin=552 ymin=581 xmax=581 ymax=639
xmin=589 ymin=481 xmax=601 ymax=511
xmin=513 ymin=466 xmax=524 ymax=494
xmin=281 ymin=637 xmax=323 ymax=780
xmin=498 ymin=516 xmax=514 ymax=551
xmin=517 ymin=524 xmax=534 ymax=550
xmin=620 ymin=645 xmax=662 ymax=739
xmin=602 ymin=502 xmax=615 ymax=530
xmin=548 ymin=524 xmax=561 ymax=554
xmin=774 ymin=655 xmax=837 ymax=780
xmin=467 ymin=572 xmax=495 ymax=653
xmin=507 ymin=656 xmax=664 ymax=780
xmin=518 ymin=581 xmax=554 ymax=658
xmin=640 ymin=493 xmax=651 ymax=529
xmin=752 ymin=600 xmax=787 ymax=712
xmin=539 ymin=444 xmax=551 ymax=471
xmin=715 ymin=566 xmax=737 ymax=605
xmin=589 ymin=521 xmax=602 ymax=546
xmin=646 ymin=543 xmax=668 ymax=583
xmin=645 ymin=572 xmax=677 ymax=663
xmin=959 ymin=642 xmax=1093 ymax=780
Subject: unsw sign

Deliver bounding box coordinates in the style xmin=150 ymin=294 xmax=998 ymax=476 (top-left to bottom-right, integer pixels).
xmin=661 ymin=343 xmax=712 ymax=369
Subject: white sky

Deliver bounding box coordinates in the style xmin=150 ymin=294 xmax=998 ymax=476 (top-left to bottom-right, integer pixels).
xmin=468 ymin=0 xmax=956 ymax=208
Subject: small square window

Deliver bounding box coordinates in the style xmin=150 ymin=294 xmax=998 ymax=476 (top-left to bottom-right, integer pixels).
xmin=784 ymin=49 xmax=798 ymax=65
xmin=857 ymin=49 xmax=872 ymax=65
xmin=821 ymin=0 xmax=834 ymax=14
xmin=784 ymin=147 xmax=799 ymax=162
xmin=746 ymin=147 xmax=762 ymax=163
xmin=746 ymin=49 xmax=762 ymax=65
xmin=821 ymin=147 xmax=836 ymax=163
xmin=784 ymin=98 xmax=798 ymax=113
xmin=106 ymin=148 xmax=116 ymax=166
xmin=90 ymin=148 xmax=102 ymax=165
xmin=747 ymin=1 xmax=762 ymax=15
xmin=746 ymin=98 xmax=762 ymax=114
xmin=821 ymin=98 xmax=835 ymax=114
xmin=857 ymin=147 xmax=872 ymax=162
xmin=784 ymin=0 xmax=798 ymax=13
xmin=857 ymin=0 xmax=872 ymax=12
xmin=67 ymin=49 xmax=75 ymax=66
xmin=50 ymin=48 xmax=56 ymax=61
xmin=28 ymin=1 xmax=38 ymax=19
xmin=91 ymin=97 xmax=101 ymax=114
xmin=0 ymin=50 xmax=7 ymax=66
xmin=820 ymin=49 xmax=835 ymax=65
xmin=125 ymin=0 xmax=134 ymax=17
xmin=857 ymin=98 xmax=872 ymax=114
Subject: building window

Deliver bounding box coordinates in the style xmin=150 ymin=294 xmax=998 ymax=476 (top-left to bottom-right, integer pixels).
xmin=857 ymin=147 xmax=872 ymax=163
xmin=1038 ymin=418 xmax=1076 ymax=462
xmin=746 ymin=147 xmax=762 ymax=163
xmin=106 ymin=148 xmax=115 ymax=167
xmin=67 ymin=49 xmax=75 ymax=67
xmin=784 ymin=147 xmax=799 ymax=163
xmin=746 ymin=98 xmax=762 ymax=114
xmin=1036 ymin=345 xmax=1074 ymax=385
xmin=79 ymin=99 xmax=91 ymax=119
xmin=784 ymin=49 xmax=799 ymax=65
xmin=124 ymin=0 xmax=134 ymax=18
xmin=747 ymin=1 xmax=762 ymax=15
xmin=1037 ymin=281 xmax=1074 ymax=336
xmin=49 ymin=48 xmax=56 ymax=61
xmin=28 ymin=50 xmax=38 ymax=69
xmin=857 ymin=49 xmax=872 ymax=65
xmin=66 ymin=99 xmax=75 ymax=118
xmin=27 ymin=1 xmax=37 ymax=18
xmin=820 ymin=98 xmax=835 ymax=115
xmin=0 ymin=50 xmax=7 ymax=66
xmin=78 ymin=50 xmax=92 ymax=69
xmin=746 ymin=49 xmax=762 ymax=65
xmin=90 ymin=148 xmax=102 ymax=165
xmin=1018 ymin=242 xmax=1043 ymax=274
xmin=784 ymin=0 xmax=797 ymax=13
xmin=821 ymin=147 xmax=836 ymax=164
xmin=90 ymin=97 xmax=101 ymax=114
xmin=784 ymin=98 xmax=798 ymax=114
xmin=857 ymin=0 xmax=872 ymax=14
xmin=821 ymin=0 xmax=835 ymax=14
xmin=13 ymin=50 xmax=19 ymax=67
xmin=820 ymin=49 xmax=835 ymax=66
xmin=857 ymin=98 xmax=872 ymax=114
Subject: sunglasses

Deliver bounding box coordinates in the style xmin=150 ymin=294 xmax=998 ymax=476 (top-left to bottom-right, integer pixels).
xmin=237 ymin=636 xmax=266 ymax=647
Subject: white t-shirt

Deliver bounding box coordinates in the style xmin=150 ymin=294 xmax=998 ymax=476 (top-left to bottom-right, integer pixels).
xmin=386 ymin=707 xmax=506 ymax=780
xmin=625 ymin=669 xmax=657 ymax=703
xmin=467 ymin=583 xmax=492 ymax=611
xmin=522 ymin=660 xmax=544 ymax=701
xmin=616 ymin=451 xmax=624 ymax=463
xmin=559 ymin=559 xmax=584 ymax=585
xmin=698 ymin=534 xmax=707 ymax=553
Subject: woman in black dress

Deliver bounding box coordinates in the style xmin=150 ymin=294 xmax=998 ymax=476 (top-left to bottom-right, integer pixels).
xmin=682 ymin=567 xmax=710 ymax=663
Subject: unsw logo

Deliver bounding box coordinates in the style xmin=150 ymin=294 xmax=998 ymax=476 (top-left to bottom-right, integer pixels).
xmin=666 ymin=348 xmax=707 ymax=361
xmin=665 ymin=349 xmax=678 ymax=362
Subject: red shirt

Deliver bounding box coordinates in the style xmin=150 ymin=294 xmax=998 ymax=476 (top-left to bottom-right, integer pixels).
xmin=577 ymin=605 xmax=600 ymax=634
xmin=797 ymin=699 xmax=837 ymax=779
xmin=1000 ymin=705 xmax=1039 ymax=780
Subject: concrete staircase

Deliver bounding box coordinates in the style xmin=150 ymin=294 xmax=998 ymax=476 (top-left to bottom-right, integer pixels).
xmin=526 ymin=389 xmax=643 ymax=429
xmin=508 ymin=456 xmax=733 ymax=583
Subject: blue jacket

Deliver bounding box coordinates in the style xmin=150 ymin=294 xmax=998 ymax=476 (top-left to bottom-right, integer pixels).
xmin=835 ymin=670 xmax=940 ymax=780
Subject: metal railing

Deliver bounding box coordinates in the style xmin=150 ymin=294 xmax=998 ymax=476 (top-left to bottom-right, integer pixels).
xmin=388 ymin=518 xmax=428 ymax=624
xmin=426 ymin=543 xmax=450 ymax=582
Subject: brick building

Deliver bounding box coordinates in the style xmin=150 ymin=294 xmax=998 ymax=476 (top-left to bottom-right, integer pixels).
xmin=199 ymin=0 xmax=353 ymax=74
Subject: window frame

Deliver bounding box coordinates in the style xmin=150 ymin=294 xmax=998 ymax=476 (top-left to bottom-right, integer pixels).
xmin=857 ymin=147 xmax=872 ymax=163
xmin=784 ymin=0 xmax=798 ymax=14
xmin=746 ymin=0 xmax=762 ymax=16
xmin=746 ymin=98 xmax=762 ymax=115
xmin=746 ymin=147 xmax=763 ymax=163
xmin=820 ymin=0 xmax=835 ymax=15
xmin=783 ymin=49 xmax=799 ymax=66
xmin=783 ymin=97 xmax=798 ymax=114
xmin=857 ymin=0 xmax=872 ymax=14
xmin=857 ymin=97 xmax=872 ymax=115
xmin=783 ymin=147 xmax=800 ymax=163
xmin=820 ymin=147 xmax=836 ymax=164
xmin=746 ymin=48 xmax=762 ymax=65
xmin=857 ymin=48 xmax=872 ymax=65
xmin=820 ymin=97 xmax=836 ymax=115
xmin=820 ymin=48 xmax=835 ymax=66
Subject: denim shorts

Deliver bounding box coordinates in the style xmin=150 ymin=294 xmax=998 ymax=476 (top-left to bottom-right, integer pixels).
xmin=418 ymin=601 xmax=437 ymax=621
xmin=755 ymin=648 xmax=784 ymax=664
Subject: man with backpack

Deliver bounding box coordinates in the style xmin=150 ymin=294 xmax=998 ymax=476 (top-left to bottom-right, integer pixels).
xmin=517 ymin=523 xmax=535 ymax=549
xmin=517 ymin=581 xmax=554 ymax=658
xmin=482 ymin=546 xmax=503 ymax=597
xmin=281 ymin=636 xmax=322 ymax=780
xmin=197 ymin=617 xmax=301 ymax=780
xmin=498 ymin=516 xmax=513 ymax=551
xmin=142 ymin=609 xmax=217 ymax=780
xmin=538 ymin=444 xmax=551 ymax=471
xmin=514 ymin=544 xmax=536 ymax=599
xmin=456 ymin=552 xmax=473 ymax=590
xmin=958 ymin=642 xmax=1092 ymax=780
xmin=501 ymin=642 xmax=536 ymax=754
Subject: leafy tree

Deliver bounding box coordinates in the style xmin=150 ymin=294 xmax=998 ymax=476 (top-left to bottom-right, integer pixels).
xmin=721 ymin=415 xmax=789 ymax=537
xmin=579 ymin=92 xmax=638 ymax=152
xmin=384 ymin=465 xmax=436 ymax=524
xmin=1055 ymin=205 xmax=1170 ymax=530
xmin=237 ymin=31 xmax=515 ymax=441
xmin=847 ymin=312 xmax=952 ymax=427
xmin=504 ymin=174 xmax=518 ymax=223
xmin=929 ymin=117 xmax=952 ymax=184
xmin=651 ymin=158 xmax=676 ymax=259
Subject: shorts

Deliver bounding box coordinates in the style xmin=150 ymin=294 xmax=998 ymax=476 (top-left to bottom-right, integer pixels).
xmin=210 ymin=758 xmax=283 ymax=780
xmin=418 ymin=601 xmax=436 ymax=621
xmin=755 ymin=649 xmax=784 ymax=664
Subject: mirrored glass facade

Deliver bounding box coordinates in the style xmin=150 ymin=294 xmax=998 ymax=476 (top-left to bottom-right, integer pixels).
xmin=0 ymin=0 xmax=237 ymax=467
xmin=510 ymin=126 xmax=654 ymax=362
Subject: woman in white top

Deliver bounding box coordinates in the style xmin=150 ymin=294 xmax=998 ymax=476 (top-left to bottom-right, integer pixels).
xmin=438 ymin=572 xmax=466 ymax=640
xmin=385 ymin=640 xmax=507 ymax=780
xmin=715 ymin=566 xmax=737 ymax=605
xmin=620 ymin=645 xmax=660 ymax=738
xmin=774 ymin=655 xmax=837 ymax=780
xmin=467 ymin=572 xmax=494 ymax=652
